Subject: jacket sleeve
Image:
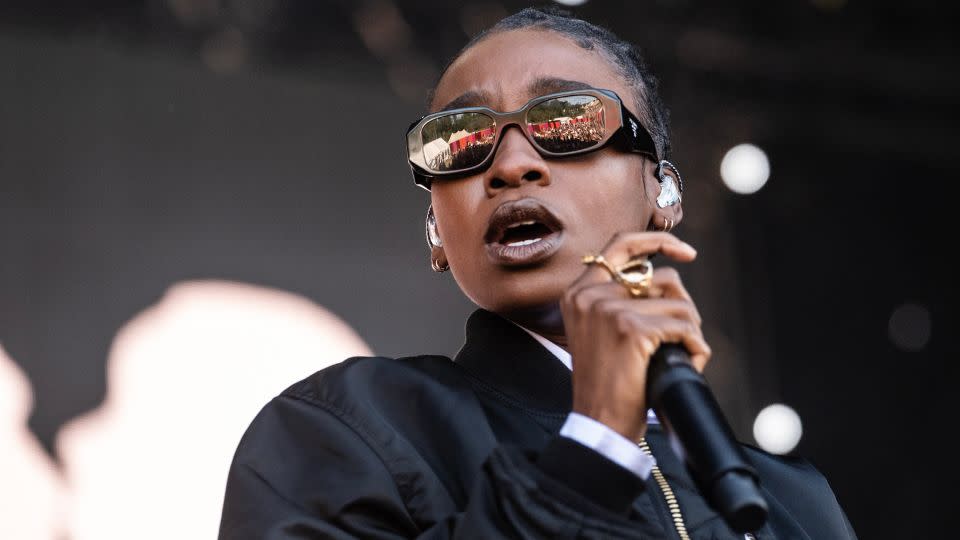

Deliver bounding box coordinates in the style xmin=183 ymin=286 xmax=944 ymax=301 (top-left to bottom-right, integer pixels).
xmin=218 ymin=394 xmax=657 ymax=540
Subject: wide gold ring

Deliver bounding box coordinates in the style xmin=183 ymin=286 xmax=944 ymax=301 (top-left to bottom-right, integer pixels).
xmin=615 ymin=257 xmax=654 ymax=298
xmin=582 ymin=254 xmax=654 ymax=298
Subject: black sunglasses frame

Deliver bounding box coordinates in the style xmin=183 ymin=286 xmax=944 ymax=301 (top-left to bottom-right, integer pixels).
xmin=405 ymin=88 xmax=659 ymax=191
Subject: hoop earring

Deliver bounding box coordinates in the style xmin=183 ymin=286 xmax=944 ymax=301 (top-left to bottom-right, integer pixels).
xmin=655 ymin=216 xmax=674 ymax=232
xmin=431 ymin=258 xmax=449 ymax=273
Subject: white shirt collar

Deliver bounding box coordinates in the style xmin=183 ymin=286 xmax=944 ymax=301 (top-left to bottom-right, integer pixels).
xmin=516 ymin=325 xmax=573 ymax=370
xmin=514 ymin=323 xmax=659 ymax=425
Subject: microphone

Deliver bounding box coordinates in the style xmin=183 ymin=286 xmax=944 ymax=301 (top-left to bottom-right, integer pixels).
xmin=646 ymin=344 xmax=768 ymax=533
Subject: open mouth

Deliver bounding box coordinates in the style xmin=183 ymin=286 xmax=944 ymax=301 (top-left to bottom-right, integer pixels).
xmin=484 ymin=198 xmax=564 ymax=266
xmin=496 ymin=220 xmax=555 ymax=246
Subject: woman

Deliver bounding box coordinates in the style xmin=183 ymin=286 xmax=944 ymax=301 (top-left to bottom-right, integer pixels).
xmin=219 ymin=7 xmax=856 ymax=539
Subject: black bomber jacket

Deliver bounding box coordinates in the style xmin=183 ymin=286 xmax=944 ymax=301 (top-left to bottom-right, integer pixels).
xmin=218 ymin=309 xmax=857 ymax=539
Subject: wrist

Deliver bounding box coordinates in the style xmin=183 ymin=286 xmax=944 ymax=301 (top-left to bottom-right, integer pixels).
xmin=560 ymin=413 xmax=655 ymax=479
xmin=572 ymin=403 xmax=648 ymax=441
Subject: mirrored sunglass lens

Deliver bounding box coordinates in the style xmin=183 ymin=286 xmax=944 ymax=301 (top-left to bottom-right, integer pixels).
xmin=420 ymin=112 xmax=496 ymax=172
xmin=527 ymin=95 xmax=606 ymax=153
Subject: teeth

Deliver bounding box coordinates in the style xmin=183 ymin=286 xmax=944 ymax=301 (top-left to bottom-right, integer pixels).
xmin=506 ymin=238 xmax=542 ymax=247
xmin=507 ymin=220 xmax=537 ymax=229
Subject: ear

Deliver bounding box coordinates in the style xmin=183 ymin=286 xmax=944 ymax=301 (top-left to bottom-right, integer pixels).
xmin=425 ymin=205 xmax=449 ymax=272
xmin=644 ymin=159 xmax=684 ymax=232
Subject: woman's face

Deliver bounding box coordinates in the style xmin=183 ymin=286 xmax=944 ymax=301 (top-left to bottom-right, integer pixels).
xmin=429 ymin=29 xmax=661 ymax=321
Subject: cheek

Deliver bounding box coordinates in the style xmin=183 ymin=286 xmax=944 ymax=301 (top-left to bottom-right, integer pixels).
xmin=563 ymin=158 xmax=650 ymax=235
xmin=430 ymin=181 xmax=483 ymax=254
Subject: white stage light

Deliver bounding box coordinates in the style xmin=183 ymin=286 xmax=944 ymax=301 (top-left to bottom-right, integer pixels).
xmin=753 ymin=403 xmax=802 ymax=455
xmin=720 ymin=143 xmax=770 ymax=194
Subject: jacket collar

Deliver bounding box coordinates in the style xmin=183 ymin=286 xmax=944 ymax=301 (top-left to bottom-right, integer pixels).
xmin=454 ymin=309 xmax=572 ymax=413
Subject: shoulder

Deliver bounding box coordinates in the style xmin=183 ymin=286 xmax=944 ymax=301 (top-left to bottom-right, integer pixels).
xmin=265 ymin=354 xmax=486 ymax=440
xmin=234 ymin=355 xmax=492 ymax=481
xmin=233 ymin=354 xmax=476 ymax=457
xmin=744 ymin=445 xmax=833 ymax=494
xmin=281 ymin=354 xmax=469 ymax=407
xmin=744 ymin=445 xmax=856 ymax=538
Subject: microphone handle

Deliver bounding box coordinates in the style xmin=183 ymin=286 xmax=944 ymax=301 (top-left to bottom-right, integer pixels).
xmin=646 ymin=344 xmax=769 ymax=533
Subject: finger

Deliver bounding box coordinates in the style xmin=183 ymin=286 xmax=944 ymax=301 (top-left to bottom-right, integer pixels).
xmin=570 ymin=252 xmax=622 ymax=292
xmin=689 ymin=351 xmax=711 ymax=374
xmin=563 ymin=281 xmax=631 ymax=319
xmin=570 ymin=260 xmax=618 ymax=292
xmin=575 ymin=232 xmax=695 ymax=291
xmin=599 ymin=231 xmax=696 ymax=266
xmin=592 ymin=297 xmax=702 ymax=326
xmin=617 ymin=312 xmax=711 ymax=365
xmin=570 ymin=265 xmax=696 ymax=316
xmin=649 ymin=266 xmax=693 ymax=302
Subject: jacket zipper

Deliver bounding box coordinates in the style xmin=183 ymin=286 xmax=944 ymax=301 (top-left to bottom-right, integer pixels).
xmin=638 ymin=437 xmax=690 ymax=540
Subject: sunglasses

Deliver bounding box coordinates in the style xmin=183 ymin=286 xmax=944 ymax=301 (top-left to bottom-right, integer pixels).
xmin=406 ymin=88 xmax=659 ymax=190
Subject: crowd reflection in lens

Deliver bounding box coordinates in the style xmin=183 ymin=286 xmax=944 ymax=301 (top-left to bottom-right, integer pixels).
xmin=420 ymin=95 xmax=606 ymax=173
xmin=528 ymin=95 xmax=605 ymax=154
xmin=421 ymin=112 xmax=496 ymax=172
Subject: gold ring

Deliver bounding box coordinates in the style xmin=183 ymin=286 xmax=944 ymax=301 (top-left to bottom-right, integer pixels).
xmin=582 ymin=254 xmax=619 ymax=280
xmin=583 ymin=254 xmax=654 ymax=298
xmin=615 ymin=257 xmax=654 ymax=298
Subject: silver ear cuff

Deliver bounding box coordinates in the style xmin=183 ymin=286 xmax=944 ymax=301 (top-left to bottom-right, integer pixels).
xmin=425 ymin=206 xmax=443 ymax=248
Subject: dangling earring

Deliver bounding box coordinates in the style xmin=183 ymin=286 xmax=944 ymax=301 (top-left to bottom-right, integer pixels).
xmin=655 ymin=160 xmax=683 ymax=209
xmin=425 ymin=205 xmax=442 ymax=248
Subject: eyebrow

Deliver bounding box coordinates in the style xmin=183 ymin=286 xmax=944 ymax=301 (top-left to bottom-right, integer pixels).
xmin=438 ymin=90 xmax=491 ymax=112
xmin=437 ymin=78 xmax=594 ymax=113
xmin=527 ymin=77 xmax=593 ymax=96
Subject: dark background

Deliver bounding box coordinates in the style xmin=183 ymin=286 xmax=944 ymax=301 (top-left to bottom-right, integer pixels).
xmin=1 ymin=1 xmax=955 ymax=537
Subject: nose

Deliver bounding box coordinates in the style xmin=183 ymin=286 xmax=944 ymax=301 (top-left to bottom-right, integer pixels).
xmin=484 ymin=126 xmax=551 ymax=196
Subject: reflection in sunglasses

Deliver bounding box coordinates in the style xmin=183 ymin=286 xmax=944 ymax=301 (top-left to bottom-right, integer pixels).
xmin=419 ymin=95 xmax=609 ymax=174
xmin=529 ymin=96 xmax=605 ymax=153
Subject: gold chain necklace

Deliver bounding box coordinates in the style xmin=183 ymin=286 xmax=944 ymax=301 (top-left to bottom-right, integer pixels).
xmin=638 ymin=437 xmax=691 ymax=540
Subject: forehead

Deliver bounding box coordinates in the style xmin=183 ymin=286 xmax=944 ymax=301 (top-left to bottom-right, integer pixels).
xmin=431 ymin=29 xmax=633 ymax=113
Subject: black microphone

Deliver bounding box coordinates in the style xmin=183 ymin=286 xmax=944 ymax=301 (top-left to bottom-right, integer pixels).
xmin=646 ymin=344 xmax=768 ymax=533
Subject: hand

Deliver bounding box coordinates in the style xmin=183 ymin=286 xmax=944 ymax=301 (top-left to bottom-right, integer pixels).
xmin=560 ymin=232 xmax=711 ymax=442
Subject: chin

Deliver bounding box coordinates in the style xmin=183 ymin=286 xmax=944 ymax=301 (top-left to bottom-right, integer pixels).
xmin=458 ymin=260 xmax=577 ymax=318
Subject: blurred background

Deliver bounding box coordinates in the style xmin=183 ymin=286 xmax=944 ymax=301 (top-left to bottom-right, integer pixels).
xmin=0 ymin=0 xmax=954 ymax=538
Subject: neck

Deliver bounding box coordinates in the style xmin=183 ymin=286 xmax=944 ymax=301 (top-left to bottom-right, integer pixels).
xmin=499 ymin=302 xmax=568 ymax=349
